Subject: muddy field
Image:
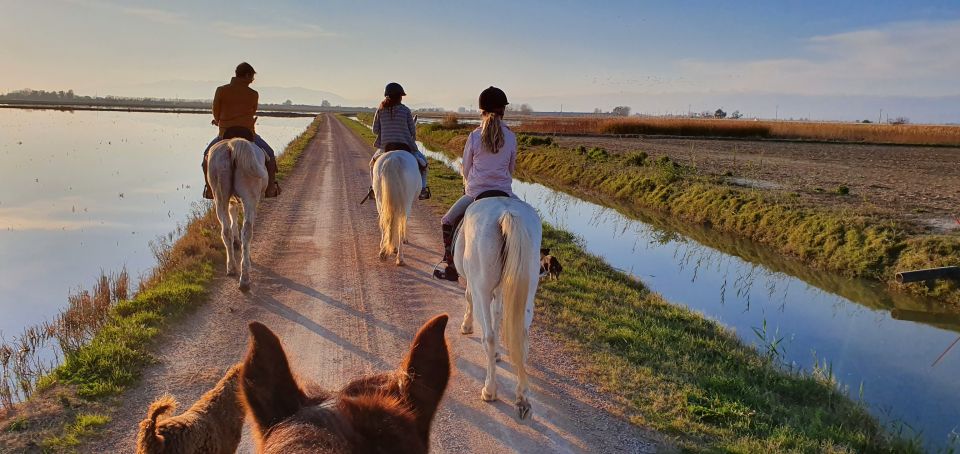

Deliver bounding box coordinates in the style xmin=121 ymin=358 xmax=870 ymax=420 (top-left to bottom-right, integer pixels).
xmin=553 ymin=136 xmax=960 ymax=233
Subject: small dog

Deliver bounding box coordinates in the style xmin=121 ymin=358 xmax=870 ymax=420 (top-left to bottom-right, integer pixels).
xmin=136 ymin=364 xmax=244 ymax=454
xmin=540 ymin=248 xmax=563 ymax=280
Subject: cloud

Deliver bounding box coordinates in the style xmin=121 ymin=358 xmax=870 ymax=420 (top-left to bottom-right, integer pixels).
xmin=60 ymin=0 xmax=186 ymax=25
xmin=120 ymin=6 xmax=186 ymax=25
xmin=674 ymin=20 xmax=960 ymax=96
xmin=211 ymin=22 xmax=336 ymax=40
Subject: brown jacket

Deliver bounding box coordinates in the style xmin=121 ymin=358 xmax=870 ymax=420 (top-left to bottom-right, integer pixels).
xmin=213 ymin=77 xmax=258 ymax=135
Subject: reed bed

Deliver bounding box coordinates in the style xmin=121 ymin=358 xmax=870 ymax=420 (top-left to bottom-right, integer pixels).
xmin=0 ymin=270 xmax=130 ymax=410
xmin=518 ymin=117 xmax=960 ymax=146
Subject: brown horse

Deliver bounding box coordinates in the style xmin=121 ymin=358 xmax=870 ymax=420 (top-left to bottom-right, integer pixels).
xmin=239 ymin=315 xmax=451 ymax=453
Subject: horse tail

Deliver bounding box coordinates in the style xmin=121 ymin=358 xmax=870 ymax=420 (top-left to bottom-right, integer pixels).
xmin=136 ymin=395 xmax=176 ymax=453
xmin=377 ymin=156 xmax=408 ymax=254
xmin=228 ymin=139 xmax=268 ymax=181
xmin=498 ymin=209 xmax=535 ymax=369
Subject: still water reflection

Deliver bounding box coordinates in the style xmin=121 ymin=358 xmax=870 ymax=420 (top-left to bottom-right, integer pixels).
xmin=417 ymin=139 xmax=959 ymax=448
xmin=0 ymin=109 xmax=312 ymax=337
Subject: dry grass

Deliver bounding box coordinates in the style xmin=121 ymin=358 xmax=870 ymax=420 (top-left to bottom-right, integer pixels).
xmin=519 ymin=117 xmax=960 ymax=146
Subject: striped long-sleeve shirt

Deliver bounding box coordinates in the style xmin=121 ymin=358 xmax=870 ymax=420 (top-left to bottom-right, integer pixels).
xmin=372 ymin=104 xmax=417 ymax=151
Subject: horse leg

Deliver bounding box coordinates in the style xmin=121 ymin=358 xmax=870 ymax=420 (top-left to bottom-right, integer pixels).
xmin=491 ymin=295 xmax=503 ymax=363
xmin=395 ymin=217 xmax=405 ymax=266
xmin=461 ymin=286 xmax=474 ymax=335
xmin=472 ymin=282 xmax=497 ymax=402
xmin=514 ymin=294 xmax=535 ymax=420
xmin=216 ymin=200 xmax=237 ymax=277
xmin=237 ymin=196 xmax=256 ymax=292
xmin=229 ymin=200 xmax=241 ymax=251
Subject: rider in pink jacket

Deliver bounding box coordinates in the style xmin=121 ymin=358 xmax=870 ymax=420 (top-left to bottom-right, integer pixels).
xmin=434 ymin=86 xmax=515 ymax=281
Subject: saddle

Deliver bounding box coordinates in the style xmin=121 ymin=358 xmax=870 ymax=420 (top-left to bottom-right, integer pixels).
xmin=222 ymin=126 xmax=255 ymax=141
xmin=449 ymin=190 xmax=511 ymax=254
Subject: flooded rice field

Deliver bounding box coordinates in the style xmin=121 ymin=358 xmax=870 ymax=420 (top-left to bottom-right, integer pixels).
xmin=0 ymin=109 xmax=313 ymax=337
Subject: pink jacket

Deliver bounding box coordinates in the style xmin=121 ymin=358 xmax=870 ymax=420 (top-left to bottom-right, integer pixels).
xmin=461 ymin=125 xmax=516 ymax=198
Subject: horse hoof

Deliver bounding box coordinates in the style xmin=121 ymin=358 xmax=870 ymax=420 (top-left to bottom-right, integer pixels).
xmin=396 ymin=259 xmax=405 ymax=266
xmin=495 ymin=352 xmax=502 ymax=362
xmin=516 ymin=400 xmax=532 ymax=420
xmin=239 ymin=282 xmax=251 ymax=293
xmin=481 ymin=387 xmax=497 ymax=402
xmin=460 ymin=325 xmax=473 ymax=335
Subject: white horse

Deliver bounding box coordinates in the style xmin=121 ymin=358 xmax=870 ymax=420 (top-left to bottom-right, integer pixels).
xmin=207 ymin=138 xmax=268 ymax=292
xmin=372 ymin=150 xmax=422 ymax=265
xmin=455 ymin=197 xmax=542 ymax=420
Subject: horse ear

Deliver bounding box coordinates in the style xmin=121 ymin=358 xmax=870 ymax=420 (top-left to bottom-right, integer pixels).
xmin=240 ymin=322 xmax=305 ymax=435
xmin=400 ymin=314 xmax=451 ymax=443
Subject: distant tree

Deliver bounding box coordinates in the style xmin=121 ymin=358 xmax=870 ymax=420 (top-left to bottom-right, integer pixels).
xmin=890 ymin=116 xmax=910 ymax=125
xmin=714 ymin=108 xmax=727 ymax=119
xmin=861 ymin=119 xmax=873 ymax=124
xmin=730 ymin=110 xmax=742 ymax=119
xmin=593 ymin=107 xmax=603 ymax=114
xmin=612 ymin=105 xmax=631 ymax=116
xmin=282 ymin=99 xmax=293 ymax=106
xmin=518 ymin=103 xmax=534 ymax=114
xmin=321 ymin=99 xmax=331 ymax=107
xmin=457 ymin=106 xmax=467 ymax=113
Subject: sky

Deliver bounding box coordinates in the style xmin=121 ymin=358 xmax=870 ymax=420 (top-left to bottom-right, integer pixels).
xmin=2 ymin=0 xmax=960 ymax=121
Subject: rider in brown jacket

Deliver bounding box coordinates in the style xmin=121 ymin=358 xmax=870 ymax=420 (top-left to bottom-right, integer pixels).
xmin=201 ymin=62 xmax=280 ymax=199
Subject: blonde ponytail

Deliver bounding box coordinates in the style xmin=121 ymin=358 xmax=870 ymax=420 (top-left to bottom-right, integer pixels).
xmin=480 ymin=111 xmax=505 ymax=153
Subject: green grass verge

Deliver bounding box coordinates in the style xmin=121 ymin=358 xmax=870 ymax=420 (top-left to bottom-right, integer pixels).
xmin=338 ymin=114 xmax=919 ymax=452
xmin=40 ymin=413 xmax=110 ymax=452
xmin=7 ymin=115 xmax=325 ymax=450
xmin=418 ymin=124 xmax=960 ymax=306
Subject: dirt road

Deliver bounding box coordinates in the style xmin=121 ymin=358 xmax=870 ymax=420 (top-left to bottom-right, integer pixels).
xmin=87 ymin=114 xmax=661 ymax=453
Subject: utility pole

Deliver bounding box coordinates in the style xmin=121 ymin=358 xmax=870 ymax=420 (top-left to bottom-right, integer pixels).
xmin=879 ymin=108 xmax=883 ymax=124
xmin=560 ymin=103 xmax=563 ymax=113
xmin=775 ymin=104 xmax=779 ymax=121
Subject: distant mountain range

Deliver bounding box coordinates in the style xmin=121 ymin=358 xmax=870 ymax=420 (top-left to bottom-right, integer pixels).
xmin=111 ymin=80 xmax=356 ymax=106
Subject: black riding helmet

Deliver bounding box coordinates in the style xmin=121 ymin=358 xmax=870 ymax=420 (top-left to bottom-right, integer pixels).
xmin=384 ymin=82 xmax=406 ymax=97
xmin=478 ymin=86 xmax=508 ymax=112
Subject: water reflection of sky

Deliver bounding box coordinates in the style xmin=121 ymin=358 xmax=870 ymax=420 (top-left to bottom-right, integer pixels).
xmin=0 ymin=109 xmax=312 ymax=336
xmin=417 ymin=140 xmax=959 ymax=448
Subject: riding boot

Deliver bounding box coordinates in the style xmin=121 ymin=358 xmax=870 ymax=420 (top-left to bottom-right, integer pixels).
xmin=201 ymin=160 xmax=213 ymax=200
xmin=264 ymin=158 xmax=281 ymax=198
xmin=433 ymin=223 xmax=459 ymax=281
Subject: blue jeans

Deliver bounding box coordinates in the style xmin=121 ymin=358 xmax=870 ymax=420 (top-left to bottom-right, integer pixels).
xmin=202 ymin=134 xmax=276 ymax=164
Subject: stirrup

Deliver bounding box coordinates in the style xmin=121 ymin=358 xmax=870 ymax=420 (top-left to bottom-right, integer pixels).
xmin=265 ymin=182 xmax=281 ymax=198
xmin=419 ymin=187 xmax=432 ymax=200
xmin=360 ymin=187 xmax=374 ymax=205
xmin=432 ymin=261 xmax=459 ymax=281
